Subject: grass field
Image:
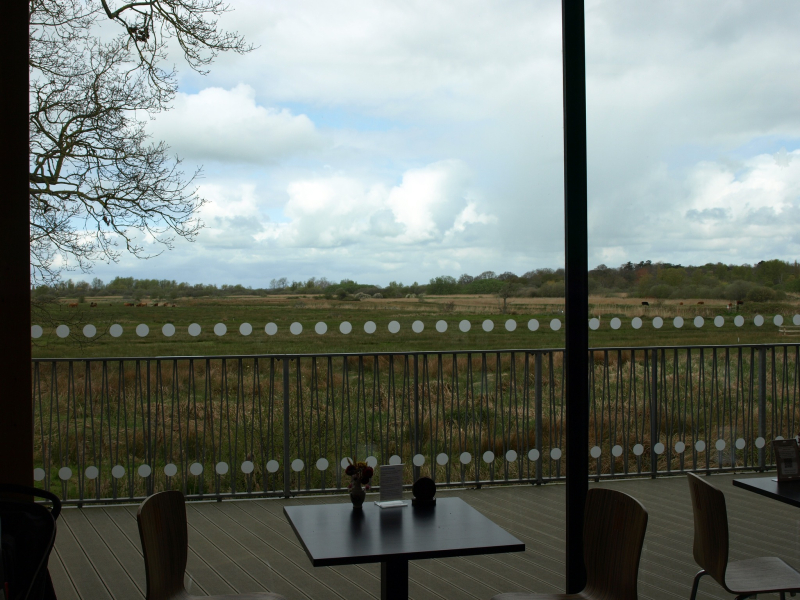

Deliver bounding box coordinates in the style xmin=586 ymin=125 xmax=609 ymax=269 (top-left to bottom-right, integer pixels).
xmin=31 ymin=294 xmax=800 ymax=358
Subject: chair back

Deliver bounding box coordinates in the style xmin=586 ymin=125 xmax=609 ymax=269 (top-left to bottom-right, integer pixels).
xmin=137 ymin=491 xmax=188 ymax=600
xmin=687 ymin=473 xmax=728 ymax=584
xmin=583 ymin=488 xmax=649 ymax=600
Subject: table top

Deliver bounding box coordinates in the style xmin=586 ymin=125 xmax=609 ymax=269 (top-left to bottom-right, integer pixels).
xmin=283 ymin=497 xmax=525 ymax=567
xmin=733 ymin=476 xmax=800 ymax=508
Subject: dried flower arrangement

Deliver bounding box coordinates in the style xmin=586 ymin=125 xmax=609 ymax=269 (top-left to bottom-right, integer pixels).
xmin=345 ymin=458 xmax=374 ymax=490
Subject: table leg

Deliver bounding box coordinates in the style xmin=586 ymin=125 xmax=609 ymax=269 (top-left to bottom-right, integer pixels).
xmin=381 ymin=558 xmax=409 ymax=600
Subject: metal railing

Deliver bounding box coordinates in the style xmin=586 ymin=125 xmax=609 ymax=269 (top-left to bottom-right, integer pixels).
xmin=31 ymin=343 xmax=799 ymax=504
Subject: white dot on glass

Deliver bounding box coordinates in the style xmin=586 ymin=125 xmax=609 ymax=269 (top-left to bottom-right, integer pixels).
xmin=56 ymin=325 xmax=69 ymax=338
xmin=164 ymin=463 xmax=178 ymax=477
xmin=673 ymin=316 xmax=684 ymax=329
xmin=774 ymin=315 xmax=784 ymax=326
xmin=436 ymin=453 xmax=449 ymax=466
xmin=315 ymin=322 xmax=327 ymax=335
xmin=528 ymin=319 xmax=539 ymax=331
xmin=695 ymin=440 xmax=706 ymax=452
xmin=389 ymin=455 xmax=402 ymax=465
xmin=715 ymin=439 xmax=726 ymax=451
xmin=612 ymin=445 xmax=623 ymax=457
xmin=776 ymin=435 xmax=785 ymax=441
xmin=138 ymin=464 xmax=152 ymax=478
xmin=610 ymin=318 xmax=621 ymax=330
xmin=413 ymin=454 xmax=425 ymax=466
xmin=340 ymin=458 xmax=350 ymax=470
xmin=755 ymin=437 xmax=766 ymax=449
xmin=85 ymin=466 xmax=99 ymax=480
xmin=482 ymin=319 xmax=494 ymax=332
xmin=215 ymin=462 xmax=229 ymax=475
xmin=794 ymin=315 xmax=800 ymax=326
xmin=189 ymin=462 xmax=203 ymax=476
xmin=754 ymin=315 xmax=764 ymax=327
xmin=550 ymin=319 xmax=562 ymax=331
xmin=265 ymin=322 xmax=278 ymax=336
xmin=83 ymin=324 xmax=97 ymax=338
xmin=136 ymin=324 xmax=149 ymax=337
xmin=714 ymin=316 xmax=724 ymax=328
xmin=339 ymin=321 xmax=352 ymax=335
xmin=734 ymin=315 xmax=744 ymax=327
xmin=58 ymin=467 xmax=72 ymax=481
xmin=266 ymin=460 xmax=280 ymax=473
xmin=162 ymin=323 xmax=176 ymax=337
xmin=459 ymin=320 xmax=471 ymax=332
xmin=632 ymin=317 xmax=642 ymax=330
xmin=528 ymin=449 xmax=540 ymax=462
xmin=366 ymin=456 xmax=378 ymax=468
xmin=110 ymin=324 xmax=123 ymax=337
xmin=315 ymin=458 xmax=329 ymax=471
xmin=31 ymin=325 xmax=43 ymax=339
xmin=412 ymin=320 xmax=424 ymax=333
xmin=505 ymin=319 xmax=517 ymax=332
xmin=674 ymin=441 xmax=685 ymax=454
xmin=459 ymin=452 xmax=472 ymax=465
xmin=364 ymin=321 xmax=377 ymax=334
xmin=290 ymin=322 xmax=303 ymax=335
xmin=652 ymin=317 xmax=663 ymax=329
xmin=590 ymin=446 xmax=601 ymax=459
xmin=436 ymin=320 xmax=448 ymax=333
xmin=589 ymin=318 xmax=600 ymax=331
xmin=239 ymin=323 xmax=253 ymax=336
xmin=735 ymin=438 xmax=746 ymax=450
xmin=550 ymin=448 xmax=562 ymax=460
xmin=633 ymin=444 xmax=644 ymax=456
xmin=112 ymin=465 xmax=126 ymax=478
xmin=188 ymin=323 xmax=201 ymax=336
xmin=33 ymin=468 xmax=46 ymax=482
xmin=388 ymin=321 xmax=400 ymax=334
xmin=291 ymin=459 xmax=304 ymax=472
xmin=482 ymin=451 xmax=495 ymax=463
xmin=694 ymin=316 xmax=704 ymax=328
xmin=214 ymin=323 xmax=227 ymax=336
xmin=654 ymin=443 xmax=665 ymax=455
xmin=242 ymin=460 xmax=255 ymax=474
xmin=506 ymin=450 xmax=518 ymax=462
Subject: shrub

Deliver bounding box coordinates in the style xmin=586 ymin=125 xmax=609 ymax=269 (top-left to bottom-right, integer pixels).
xmin=746 ymin=286 xmax=777 ymax=302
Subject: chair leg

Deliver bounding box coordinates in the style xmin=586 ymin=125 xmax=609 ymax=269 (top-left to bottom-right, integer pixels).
xmin=780 ymin=593 xmax=785 ymax=600
xmin=690 ymin=570 xmax=707 ymax=600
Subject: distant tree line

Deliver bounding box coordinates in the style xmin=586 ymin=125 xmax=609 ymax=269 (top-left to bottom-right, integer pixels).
xmin=31 ymin=259 xmax=800 ymax=303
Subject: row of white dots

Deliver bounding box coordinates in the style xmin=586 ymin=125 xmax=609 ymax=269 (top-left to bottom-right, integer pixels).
xmin=32 ymin=314 xmax=800 ymax=339
xmin=36 ymin=436 xmax=772 ymax=481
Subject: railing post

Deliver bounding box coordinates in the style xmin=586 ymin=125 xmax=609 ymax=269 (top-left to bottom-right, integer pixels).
xmin=758 ymin=347 xmax=767 ymax=471
xmin=535 ymin=353 xmax=543 ymax=484
xmin=283 ymin=357 xmax=291 ymax=498
xmin=650 ymin=348 xmax=658 ymax=478
xmin=413 ymin=354 xmax=420 ymax=482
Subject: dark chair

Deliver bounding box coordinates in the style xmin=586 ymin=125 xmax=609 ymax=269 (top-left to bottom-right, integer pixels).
xmin=491 ymin=488 xmax=648 ymax=600
xmin=0 ymin=484 xmax=61 ymax=600
xmin=137 ymin=491 xmax=287 ymax=600
xmin=687 ymin=472 xmax=800 ymax=600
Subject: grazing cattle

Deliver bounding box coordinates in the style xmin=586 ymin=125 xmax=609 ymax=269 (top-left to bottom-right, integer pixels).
xmin=697 ymin=301 xmax=704 ymax=305
xmin=641 ymin=301 xmax=649 ymax=306
xmin=679 ymin=302 xmax=683 ymax=305
xmin=136 ymin=302 xmax=147 ymax=307
xmin=90 ymin=302 xmax=97 ymax=307
xmin=124 ymin=302 xmax=134 ymax=307
xmin=153 ymin=302 xmax=158 ymax=306
xmin=737 ymin=300 xmax=744 ymax=305
xmin=68 ymin=302 xmax=78 ymax=308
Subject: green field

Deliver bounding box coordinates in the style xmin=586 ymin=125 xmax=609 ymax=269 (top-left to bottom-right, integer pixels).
xmin=31 ymin=294 xmax=800 ymax=358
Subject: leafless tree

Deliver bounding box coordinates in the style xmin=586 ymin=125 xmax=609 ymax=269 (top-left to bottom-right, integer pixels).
xmin=29 ymin=0 xmax=252 ymax=284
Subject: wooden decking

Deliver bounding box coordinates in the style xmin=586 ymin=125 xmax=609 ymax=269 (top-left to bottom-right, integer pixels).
xmin=49 ymin=472 xmax=799 ymax=600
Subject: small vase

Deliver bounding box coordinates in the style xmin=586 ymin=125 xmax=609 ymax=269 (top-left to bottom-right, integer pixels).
xmin=350 ymin=482 xmax=366 ymax=509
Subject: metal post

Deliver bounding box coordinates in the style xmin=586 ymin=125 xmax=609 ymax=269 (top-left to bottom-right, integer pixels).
xmin=650 ymin=349 xmax=658 ymax=478
xmin=413 ymin=354 xmax=420 ymax=482
xmin=283 ymin=358 xmax=291 ymax=497
xmin=0 ymin=1 xmax=32 ymax=489
xmin=758 ymin=347 xmax=767 ymax=471
xmin=562 ymin=0 xmax=588 ymax=592
xmin=535 ymin=353 xmax=543 ymax=484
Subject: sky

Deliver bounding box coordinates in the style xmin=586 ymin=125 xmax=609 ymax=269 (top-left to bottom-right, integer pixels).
xmin=88 ymin=0 xmax=800 ymax=288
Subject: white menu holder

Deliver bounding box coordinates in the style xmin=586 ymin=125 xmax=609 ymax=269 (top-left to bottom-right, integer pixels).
xmin=375 ymin=464 xmax=407 ymax=508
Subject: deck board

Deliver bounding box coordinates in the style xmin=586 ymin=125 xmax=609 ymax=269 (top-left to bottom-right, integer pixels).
xmin=52 ymin=472 xmax=800 ymax=600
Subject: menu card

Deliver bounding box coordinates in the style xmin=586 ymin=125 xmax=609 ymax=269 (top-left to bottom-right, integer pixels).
xmin=774 ymin=439 xmax=800 ymax=482
xmin=376 ymin=464 xmax=406 ymax=507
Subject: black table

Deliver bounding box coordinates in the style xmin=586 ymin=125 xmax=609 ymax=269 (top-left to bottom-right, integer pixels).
xmin=284 ymin=497 xmax=525 ymax=600
xmin=733 ymin=477 xmax=800 ymax=508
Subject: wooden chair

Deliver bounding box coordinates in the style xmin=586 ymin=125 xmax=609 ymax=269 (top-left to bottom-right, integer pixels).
xmin=491 ymin=488 xmax=648 ymax=600
xmin=137 ymin=491 xmax=288 ymax=600
xmin=687 ymin=472 xmax=800 ymax=600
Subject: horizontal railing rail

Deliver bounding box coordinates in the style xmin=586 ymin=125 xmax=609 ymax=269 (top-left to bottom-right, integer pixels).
xmin=31 ymin=343 xmax=800 ymax=504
